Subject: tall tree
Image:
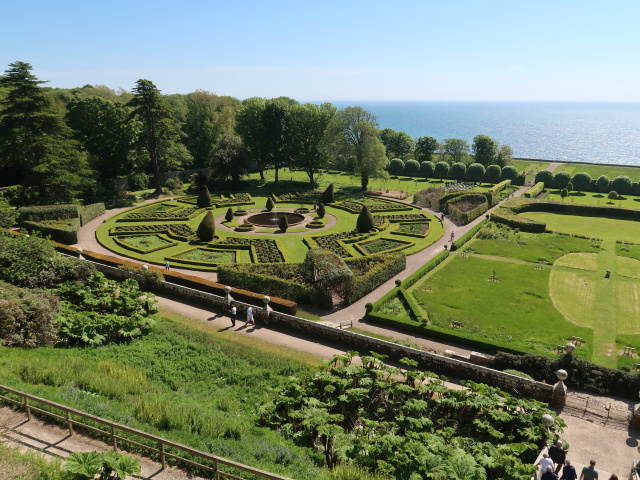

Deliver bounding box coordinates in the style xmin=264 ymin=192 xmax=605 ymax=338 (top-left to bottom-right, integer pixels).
xmin=128 ymin=79 xmax=174 ymax=195
xmin=183 ymin=90 xmax=237 ymax=168
xmin=415 ymin=136 xmax=439 ymax=162
xmin=67 ymin=95 xmax=141 ymax=178
xmin=380 ymin=128 xmax=414 ymax=159
xmin=443 ymin=138 xmax=470 ymax=164
xmin=236 ymin=97 xmax=268 ymax=180
xmin=339 ymin=106 xmax=388 ymax=190
xmin=210 ymin=133 xmax=250 ymax=184
xmin=472 ymin=134 xmax=497 ymax=167
xmin=262 ymin=98 xmax=291 ymax=183
xmin=0 ymin=61 xmax=91 ymax=201
xmin=285 ymin=103 xmax=337 ymax=186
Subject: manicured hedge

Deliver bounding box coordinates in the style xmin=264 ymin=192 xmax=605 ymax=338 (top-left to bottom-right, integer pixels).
xmin=450 ymin=219 xmax=488 ymax=251
xmin=113 ymin=235 xmax=178 ymax=254
xmin=18 ymin=204 xmax=80 ymax=222
xmin=79 ymin=203 xmax=106 ymax=226
xmin=523 ymin=182 xmax=545 ymax=198
xmin=446 ymin=194 xmax=488 ymax=225
xmin=487 ymin=180 xmax=511 ymax=205
xmin=343 ymin=253 xmax=406 ymax=305
xmin=402 ymin=250 xmax=450 ymax=289
xmin=21 ymin=219 xmax=80 ymax=244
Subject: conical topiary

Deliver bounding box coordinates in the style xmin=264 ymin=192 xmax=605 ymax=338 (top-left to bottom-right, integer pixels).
xmin=317 ymin=202 xmax=325 ymax=219
xmin=266 ymin=197 xmax=275 ymax=211
xmin=197 ymin=211 xmax=216 ymax=241
xmin=197 ymin=186 xmax=212 ymax=208
xmin=278 ymin=214 xmax=289 ymax=232
xmin=225 ymin=207 xmax=233 ymax=222
xmin=322 ymin=183 xmax=334 ymax=204
xmin=356 ymin=205 xmax=374 ymax=233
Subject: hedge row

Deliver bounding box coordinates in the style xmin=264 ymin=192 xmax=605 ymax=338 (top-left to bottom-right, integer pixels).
xmin=343 ymin=253 xmax=406 ymax=305
xmin=51 ymin=242 xmax=298 ymax=315
xmin=79 ymin=203 xmax=106 ymax=226
xmin=447 ymin=194 xmax=488 ymax=225
xmin=18 ymin=204 xmax=80 ymax=222
xmin=523 ymin=182 xmax=545 ymax=198
xmin=21 ymin=219 xmax=80 ymax=244
xmin=488 ymin=179 xmax=511 ymax=198
xmin=450 ymin=219 xmax=488 ymax=252
xmin=113 ymin=235 xmax=178 ymax=254
xmin=402 ymin=250 xmax=450 ymax=289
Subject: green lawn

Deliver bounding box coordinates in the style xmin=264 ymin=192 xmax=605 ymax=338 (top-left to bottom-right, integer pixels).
xmin=542 ymin=189 xmax=640 ymax=208
xmin=551 ymin=162 xmax=640 ymax=182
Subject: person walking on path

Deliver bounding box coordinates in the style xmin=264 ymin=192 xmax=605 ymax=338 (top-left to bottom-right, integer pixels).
xmin=450 ymin=231 xmax=455 ymax=242
xmin=560 ymin=460 xmax=577 ymax=480
xmin=165 ymin=259 xmax=170 ymax=270
xmin=542 ymin=466 xmax=558 ymax=480
xmin=549 ymin=441 xmax=566 ymax=474
xmin=537 ymin=453 xmax=555 ymax=476
xmin=579 ymin=460 xmax=598 ymax=480
xmin=229 ymin=303 xmax=237 ymax=327
xmin=246 ymin=306 xmax=255 ymax=326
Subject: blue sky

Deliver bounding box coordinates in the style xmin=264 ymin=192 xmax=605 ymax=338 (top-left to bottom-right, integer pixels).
xmin=3 ymin=0 xmax=640 ymax=101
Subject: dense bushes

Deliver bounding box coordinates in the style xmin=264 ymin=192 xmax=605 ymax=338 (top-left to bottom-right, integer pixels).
xmin=450 ymin=219 xmax=488 ymax=251
xmin=343 ymin=253 xmax=406 ymax=305
xmin=20 ymin=218 xmax=80 ymax=244
xmin=17 ymin=202 xmax=105 ymax=243
xmin=523 ymin=182 xmax=545 ymax=198
xmin=446 ymin=194 xmax=488 ymax=225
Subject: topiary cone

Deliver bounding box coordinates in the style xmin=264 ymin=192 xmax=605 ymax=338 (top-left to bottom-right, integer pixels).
xmin=197 ymin=211 xmax=216 ymax=241
xmin=266 ymin=197 xmax=275 ymax=211
xmin=317 ymin=202 xmax=325 ymax=219
xmin=356 ymin=205 xmax=374 ymax=233
xmin=197 ymin=186 xmax=212 ymax=208
xmin=322 ymin=183 xmax=334 ymax=204
xmin=225 ymin=207 xmax=233 ymax=222
xmin=278 ymin=214 xmax=289 ymax=232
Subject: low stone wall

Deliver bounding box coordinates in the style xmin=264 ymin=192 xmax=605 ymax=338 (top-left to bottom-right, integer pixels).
xmin=87 ymin=258 xmax=555 ymax=403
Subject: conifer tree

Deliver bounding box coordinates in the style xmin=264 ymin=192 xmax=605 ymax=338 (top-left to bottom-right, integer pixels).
xmin=197 ymin=185 xmax=212 ymax=208
xmin=356 ymin=206 xmax=374 ymax=233
xmin=225 ymin=207 xmax=233 ymax=222
xmin=322 ymin=183 xmax=335 ymax=203
xmin=197 ymin=211 xmax=216 ymax=241
xmin=317 ymin=202 xmax=326 ymax=219
xmin=278 ymin=214 xmax=289 ymax=232
xmin=266 ymin=197 xmax=275 ymax=211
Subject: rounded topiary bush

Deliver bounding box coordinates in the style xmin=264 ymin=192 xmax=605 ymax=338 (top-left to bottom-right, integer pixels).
xmin=266 ymin=197 xmax=275 ymax=212
xmin=317 ymin=202 xmax=325 ymax=219
xmin=279 ymin=214 xmax=289 ymax=232
xmin=307 ymin=221 xmax=324 ymax=228
xmin=233 ymin=209 xmax=248 ymax=216
xmin=365 ymin=303 xmax=374 ymax=313
xmin=388 ymin=158 xmax=404 ymax=176
xmin=356 ymin=205 xmax=374 ymax=233
xmin=322 ymin=183 xmax=335 ymax=204
xmin=235 ymin=224 xmax=254 ymax=232
xmin=197 ymin=211 xmax=216 ymax=241
xmin=225 ymin=207 xmax=233 ymax=222
xmin=395 ymin=279 xmax=402 ymax=287
xmin=197 ymin=186 xmax=212 ymax=208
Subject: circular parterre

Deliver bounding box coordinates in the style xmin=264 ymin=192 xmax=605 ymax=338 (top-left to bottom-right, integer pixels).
xmin=96 ymin=191 xmax=443 ymax=270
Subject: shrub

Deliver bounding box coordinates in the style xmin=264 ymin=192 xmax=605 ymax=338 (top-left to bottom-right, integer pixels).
xmin=434 ymin=161 xmax=449 ymax=180
xmin=403 ymin=159 xmax=420 ymax=177
xmin=265 ymin=197 xmax=275 ymax=211
xmin=501 ymin=166 xmax=518 ymax=182
xmin=0 ymin=197 xmax=17 ymax=228
xmin=164 ymin=177 xmax=183 ymax=192
xmin=523 ymin=181 xmax=545 ymax=198
xmin=356 ymin=205 xmax=374 ymax=233
xmin=466 ymin=163 xmax=485 ymax=182
xmin=484 ymin=164 xmax=502 ymax=184
xmin=322 ymin=183 xmax=335 ymax=203
xmin=317 ymin=202 xmax=326 ymax=218
xmin=608 ymin=190 xmax=618 ymax=200
xmin=197 ymin=211 xmax=216 ymax=241
xmin=419 ymin=161 xmax=435 ymax=179
xmin=596 ymin=175 xmax=611 ymax=193
xmin=571 ymin=172 xmax=592 ymax=192
xmin=447 ymin=194 xmax=488 ymax=225
xmin=21 ymin=218 xmax=80 ymax=244
xmin=79 ymin=203 xmax=106 ymax=226
xmin=0 ymin=281 xmax=60 ymax=347
xmin=611 ymin=175 xmax=632 ymax=194
xmin=553 ymin=171 xmax=571 ymax=189
xmin=278 ymin=214 xmax=289 ymax=232
xmin=197 ymin=186 xmax=212 ymax=208
xmin=534 ymin=169 xmax=554 ymax=187
xmin=450 ymin=162 xmax=466 ymax=180
xmin=388 ymin=158 xmax=404 ymax=176
xmin=128 ymin=172 xmax=149 ymax=191
xmin=225 ymin=207 xmax=233 ymax=222
xmin=561 ymin=188 xmax=568 ymax=200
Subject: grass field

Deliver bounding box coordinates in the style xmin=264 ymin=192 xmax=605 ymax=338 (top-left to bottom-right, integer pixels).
xmin=542 ymin=189 xmax=640 ymax=208
xmin=551 ymin=162 xmax=640 ymax=182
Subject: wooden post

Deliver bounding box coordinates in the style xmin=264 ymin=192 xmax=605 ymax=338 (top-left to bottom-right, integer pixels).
xmin=111 ymin=425 xmax=117 ymax=451
xmin=24 ymin=397 xmax=31 ymax=421
xmin=66 ymin=411 xmax=74 ymax=436
xmin=215 ymin=459 xmax=220 ymax=480
xmin=160 ymin=442 xmax=166 ymax=469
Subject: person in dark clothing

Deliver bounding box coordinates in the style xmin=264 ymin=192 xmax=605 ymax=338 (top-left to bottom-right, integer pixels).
xmin=549 ymin=441 xmax=567 ymax=474
xmin=561 ymin=460 xmax=577 ymax=480
xmin=542 ymin=466 xmax=559 ymax=480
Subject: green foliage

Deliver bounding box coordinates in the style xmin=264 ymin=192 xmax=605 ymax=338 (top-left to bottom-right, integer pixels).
xmin=447 ymin=194 xmax=488 ymax=225
xmin=278 ymin=213 xmax=289 ymax=232
xmin=164 ymin=176 xmax=183 ymax=193
xmin=197 ymin=185 xmax=212 ymax=208
xmin=317 ymin=202 xmax=326 ymax=218
xmin=343 ymin=253 xmax=406 ymax=305
xmin=18 ymin=204 xmax=80 ymax=222
xmin=225 ymin=207 xmax=234 ymax=222
xmin=128 ymin=172 xmax=150 ymax=191
xmin=266 ymin=197 xmax=275 ymax=211
xmin=466 ymin=163 xmax=486 ymax=182
xmin=79 ymin=203 xmax=106 ymax=226
xmin=53 ymin=272 xmax=156 ymax=346
xmin=0 ymin=280 xmax=60 ymax=347
xmin=402 ymin=159 xmax=420 ymax=177
xmin=419 ymin=160 xmax=435 ymax=179
xmin=303 ymin=249 xmax=353 ymax=298
xmin=570 ymin=172 xmax=591 ymax=192
xmin=21 ymin=218 xmax=80 ymax=244
xmin=197 ymin=210 xmax=216 ymax=241
xmin=434 ymin=161 xmax=450 ymax=180
xmin=0 ymin=442 xmax=66 ymax=480
xmin=560 ymin=188 xmax=568 ymax=200
xmin=387 ymin=158 xmax=404 ymax=176
xmin=65 ymin=451 xmax=141 ymax=479
xmin=450 ymin=219 xmax=487 ymax=251
xmin=356 ymin=205 xmax=374 ymax=233
xmin=0 ymin=195 xmax=17 ymax=228
xmin=501 ymin=166 xmax=518 ymax=182
xmin=322 ymin=183 xmax=335 ymax=203
xmin=484 ymin=164 xmax=502 ymax=184
xmin=523 ymin=182 xmax=545 ymax=198
xmin=0 ymin=232 xmax=56 ymax=286
xmin=263 ymin=353 xmax=561 ymax=479
xmin=611 ymin=175 xmax=632 ymax=194
xmin=552 ymin=171 xmax=571 ymax=189
xmin=608 ymin=190 xmax=618 ymax=200
xmin=450 ymin=162 xmax=467 ymax=180
xmin=595 ymin=175 xmax=611 ymax=193
xmin=534 ymin=170 xmax=553 ymax=187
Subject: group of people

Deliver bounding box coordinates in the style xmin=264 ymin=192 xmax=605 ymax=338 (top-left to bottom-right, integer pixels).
xmin=228 ymin=303 xmax=255 ymax=328
xmin=538 ymin=441 xmax=615 ymax=480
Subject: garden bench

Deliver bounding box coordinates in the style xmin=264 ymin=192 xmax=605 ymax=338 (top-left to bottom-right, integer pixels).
xmin=450 ymin=321 xmax=463 ymax=328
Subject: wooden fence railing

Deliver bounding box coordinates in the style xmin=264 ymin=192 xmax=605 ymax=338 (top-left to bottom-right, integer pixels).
xmin=0 ymin=384 xmax=292 ymax=480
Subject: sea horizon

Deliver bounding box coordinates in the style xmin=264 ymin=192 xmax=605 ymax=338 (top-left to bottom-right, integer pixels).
xmin=307 ymin=101 xmax=640 ymax=166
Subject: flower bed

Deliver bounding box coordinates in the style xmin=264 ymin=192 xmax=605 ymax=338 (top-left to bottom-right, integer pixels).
xmin=110 ymin=223 xmax=195 ymax=239
xmin=307 ymin=231 xmax=369 ymax=258
xmin=119 ymin=206 xmax=204 ymax=222
xmin=219 ymin=237 xmax=285 ymax=263
xmin=114 ymin=234 xmax=178 ymax=254
xmin=355 ymin=238 xmax=413 ymax=255
xmin=174 ymin=248 xmax=236 ymax=264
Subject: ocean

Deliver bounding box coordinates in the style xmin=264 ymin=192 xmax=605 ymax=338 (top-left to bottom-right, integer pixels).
xmin=327 ymin=101 xmax=640 ymax=166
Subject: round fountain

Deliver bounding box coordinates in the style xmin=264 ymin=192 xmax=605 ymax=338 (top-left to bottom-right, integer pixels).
xmin=246 ymin=212 xmax=305 ymax=227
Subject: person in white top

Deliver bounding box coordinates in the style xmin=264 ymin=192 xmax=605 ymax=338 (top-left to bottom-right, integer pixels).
xmin=537 ymin=453 xmax=555 ymax=478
